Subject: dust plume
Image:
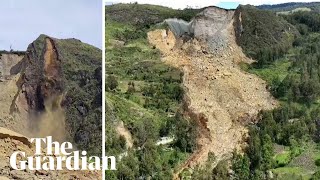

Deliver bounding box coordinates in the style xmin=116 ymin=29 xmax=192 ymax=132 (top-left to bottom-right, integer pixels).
xmin=28 ymin=94 xmax=67 ymax=142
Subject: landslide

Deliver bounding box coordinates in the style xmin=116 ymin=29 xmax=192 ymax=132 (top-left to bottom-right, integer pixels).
xmin=148 ymin=6 xmax=278 ymax=172
xmin=0 ymin=53 xmax=27 ymax=134
xmin=0 ymin=36 xmax=102 ymax=179
xmin=0 ymin=35 xmax=102 ymax=156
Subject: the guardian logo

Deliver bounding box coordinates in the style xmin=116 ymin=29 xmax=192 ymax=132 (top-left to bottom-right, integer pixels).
xmin=9 ymin=136 xmax=116 ymax=171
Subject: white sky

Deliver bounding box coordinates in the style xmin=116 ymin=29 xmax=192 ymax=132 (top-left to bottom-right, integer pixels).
xmin=106 ymin=0 xmax=319 ymax=9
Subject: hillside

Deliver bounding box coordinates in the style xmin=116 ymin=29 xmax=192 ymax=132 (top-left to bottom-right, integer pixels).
xmin=257 ymin=2 xmax=320 ymax=13
xmin=105 ymin=3 xmax=281 ymax=179
xmin=106 ymin=4 xmax=201 ymax=179
xmin=234 ymin=5 xmax=299 ymax=64
xmin=106 ymin=2 xmax=320 ymax=179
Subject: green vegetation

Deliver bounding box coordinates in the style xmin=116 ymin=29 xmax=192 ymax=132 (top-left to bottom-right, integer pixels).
xmin=106 ymin=3 xmax=201 ymax=28
xmin=272 ymin=167 xmax=313 ymax=180
xmin=232 ymin=8 xmax=320 ymax=179
xmin=106 ymin=3 xmax=198 ymax=179
xmin=236 ymin=5 xmax=298 ymax=63
xmin=0 ymin=50 xmax=25 ymax=56
xmin=257 ymin=2 xmax=320 ymax=13
xmin=54 ymin=37 xmax=102 ymax=155
xmin=274 ymin=150 xmax=291 ymax=167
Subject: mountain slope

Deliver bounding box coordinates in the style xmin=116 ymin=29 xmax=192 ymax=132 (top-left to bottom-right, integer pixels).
xmin=234 ymin=5 xmax=299 ymax=62
xmin=257 ymin=2 xmax=320 ymax=13
xmin=106 ymin=3 xmax=279 ymax=179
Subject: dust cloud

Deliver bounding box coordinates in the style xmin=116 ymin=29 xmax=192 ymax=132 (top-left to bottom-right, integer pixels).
xmin=28 ymin=94 xmax=67 ymax=143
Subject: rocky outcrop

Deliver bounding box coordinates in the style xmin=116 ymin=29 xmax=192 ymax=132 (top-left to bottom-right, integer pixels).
xmin=21 ymin=36 xmax=64 ymax=113
xmin=163 ymin=7 xmax=238 ymax=54
xmin=165 ymin=18 xmax=193 ymax=37
xmin=193 ymin=7 xmax=235 ymax=54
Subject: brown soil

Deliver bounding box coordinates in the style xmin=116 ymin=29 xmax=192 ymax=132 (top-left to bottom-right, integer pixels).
xmin=116 ymin=121 xmax=133 ymax=149
xmin=148 ymin=9 xmax=277 ymax=178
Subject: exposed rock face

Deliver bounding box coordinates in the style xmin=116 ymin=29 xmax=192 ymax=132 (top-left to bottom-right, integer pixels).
xmin=148 ymin=6 xmax=277 ymax=175
xmin=193 ymin=7 xmax=235 ymax=54
xmin=163 ymin=7 xmax=239 ymax=54
xmin=165 ymin=18 xmax=193 ymax=37
xmin=22 ymin=37 xmax=64 ymax=113
xmin=0 ymin=54 xmax=27 ymax=135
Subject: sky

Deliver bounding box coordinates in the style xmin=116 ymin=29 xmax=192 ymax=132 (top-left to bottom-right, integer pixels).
xmin=0 ymin=0 xmax=102 ymax=51
xmin=106 ymin=0 xmax=319 ymax=9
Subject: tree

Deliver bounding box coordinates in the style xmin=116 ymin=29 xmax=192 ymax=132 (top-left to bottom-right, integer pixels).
xmin=261 ymin=134 xmax=275 ymax=170
xmin=174 ymin=114 xmax=197 ymax=153
xmin=192 ymin=152 xmax=216 ymax=180
xmin=212 ymin=160 xmax=229 ymax=180
xmin=117 ymin=151 xmax=140 ymax=179
xmin=311 ymin=170 xmax=320 ymax=180
xmin=106 ymin=75 xmax=118 ymax=91
xmin=232 ymin=153 xmax=250 ymax=180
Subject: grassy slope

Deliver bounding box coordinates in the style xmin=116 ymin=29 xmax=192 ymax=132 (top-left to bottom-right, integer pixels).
xmin=105 ymin=4 xmax=200 ymax=176
xmin=272 ymin=142 xmax=320 ymax=180
xmin=238 ymin=5 xmax=320 ymax=178
xmin=106 ymin=3 xmax=201 ymax=27
xmin=257 ymin=2 xmax=320 ymax=13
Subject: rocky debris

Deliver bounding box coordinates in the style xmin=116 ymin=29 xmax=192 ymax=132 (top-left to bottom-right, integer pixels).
xmin=0 ymin=127 xmax=101 ymax=179
xmin=0 ymin=73 xmax=28 ymax=136
xmin=116 ymin=121 xmax=133 ymax=149
xmin=0 ymin=127 xmax=30 ymax=147
xmin=148 ymin=5 xmax=277 ymax=176
xmin=193 ymin=7 xmax=235 ymax=54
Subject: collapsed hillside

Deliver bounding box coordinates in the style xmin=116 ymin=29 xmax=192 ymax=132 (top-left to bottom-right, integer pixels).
xmin=0 ymin=35 xmax=102 ymax=154
xmin=0 ymin=53 xmax=28 ymax=135
xmin=148 ymin=6 xmax=277 ymax=172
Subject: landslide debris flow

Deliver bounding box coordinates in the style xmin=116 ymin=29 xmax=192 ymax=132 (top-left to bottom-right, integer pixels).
xmin=148 ymin=6 xmax=277 ymax=173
